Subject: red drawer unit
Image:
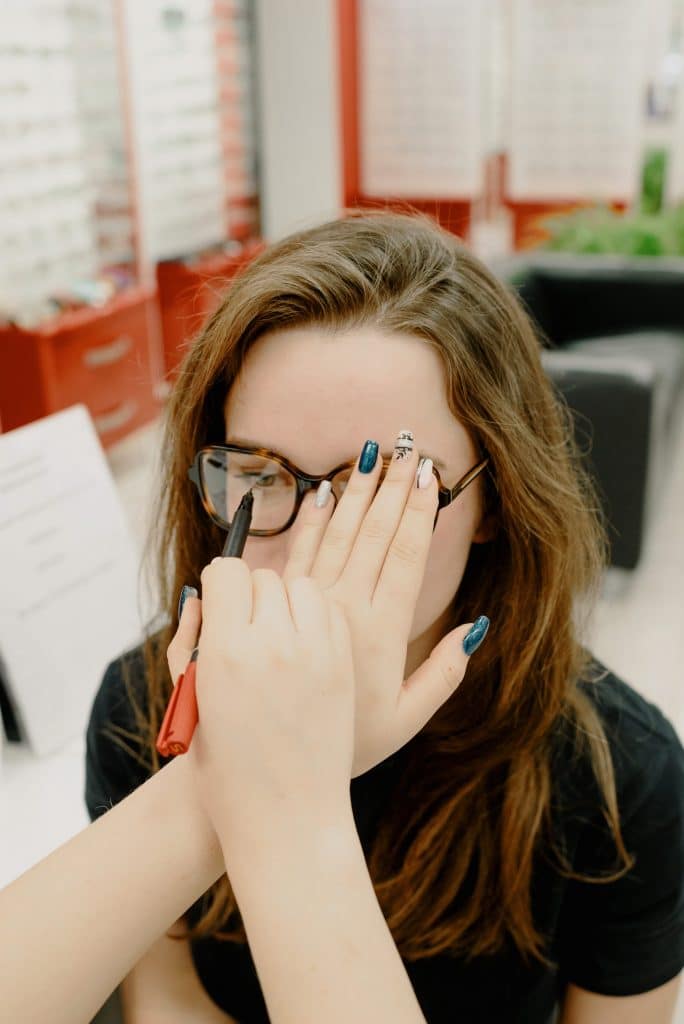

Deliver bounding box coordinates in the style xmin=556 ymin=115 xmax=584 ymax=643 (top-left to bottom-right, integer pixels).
xmin=156 ymin=238 xmax=264 ymax=379
xmin=0 ymin=286 xmax=162 ymax=448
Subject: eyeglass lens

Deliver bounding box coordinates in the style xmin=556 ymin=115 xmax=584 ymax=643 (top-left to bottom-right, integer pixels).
xmin=201 ymin=450 xmax=391 ymax=532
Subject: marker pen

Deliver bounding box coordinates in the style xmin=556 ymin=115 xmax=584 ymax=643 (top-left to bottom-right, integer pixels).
xmin=156 ymin=489 xmax=255 ymax=757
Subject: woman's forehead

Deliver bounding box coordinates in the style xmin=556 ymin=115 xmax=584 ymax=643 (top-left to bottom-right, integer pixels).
xmin=231 ymin=324 xmax=448 ymax=391
xmin=222 ymin=326 xmax=475 ymax=471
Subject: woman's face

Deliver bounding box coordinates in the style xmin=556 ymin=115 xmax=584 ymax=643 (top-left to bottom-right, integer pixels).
xmin=223 ymin=324 xmax=493 ymax=676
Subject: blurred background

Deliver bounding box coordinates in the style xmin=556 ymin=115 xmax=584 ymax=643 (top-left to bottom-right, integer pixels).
xmin=1 ymin=0 xmax=684 ymax=1012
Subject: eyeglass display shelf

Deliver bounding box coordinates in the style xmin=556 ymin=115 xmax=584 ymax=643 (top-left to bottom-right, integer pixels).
xmin=337 ymin=0 xmax=479 ymax=240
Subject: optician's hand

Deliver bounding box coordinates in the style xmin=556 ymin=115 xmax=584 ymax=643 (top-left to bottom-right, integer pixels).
xmin=170 ymin=559 xmax=356 ymax=841
xmin=167 ymin=430 xmax=489 ymax=793
xmin=280 ymin=431 xmax=488 ymax=777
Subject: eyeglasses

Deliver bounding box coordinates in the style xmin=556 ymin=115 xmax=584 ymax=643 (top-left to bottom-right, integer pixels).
xmin=188 ymin=444 xmax=491 ymax=537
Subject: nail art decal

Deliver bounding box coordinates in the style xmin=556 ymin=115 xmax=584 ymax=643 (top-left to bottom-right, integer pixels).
xmin=393 ymin=429 xmax=414 ymax=461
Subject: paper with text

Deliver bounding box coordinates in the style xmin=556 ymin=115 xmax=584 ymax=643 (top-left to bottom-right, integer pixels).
xmin=0 ymin=405 xmax=144 ymax=756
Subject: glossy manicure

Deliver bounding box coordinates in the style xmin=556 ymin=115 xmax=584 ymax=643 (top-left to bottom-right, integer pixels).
xmin=178 ymin=585 xmax=198 ymax=621
xmin=315 ymin=479 xmax=333 ymax=508
xmin=359 ymin=440 xmax=379 ymax=473
xmin=416 ymin=457 xmax=434 ymax=489
xmin=462 ymin=616 xmax=490 ymax=656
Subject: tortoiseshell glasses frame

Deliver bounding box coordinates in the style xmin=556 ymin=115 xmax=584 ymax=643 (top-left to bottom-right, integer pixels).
xmin=188 ymin=444 xmax=491 ymax=537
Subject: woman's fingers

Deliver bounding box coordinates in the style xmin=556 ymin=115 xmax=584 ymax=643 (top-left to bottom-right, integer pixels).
xmin=166 ymin=592 xmax=202 ymax=682
xmin=308 ymin=442 xmax=385 ymax=589
xmin=366 ymin=459 xmax=439 ymax=634
xmin=281 ymin=489 xmax=336 ymax=584
xmin=252 ymin=567 xmax=297 ymax=646
xmin=340 ymin=438 xmax=437 ymax=612
xmin=199 ymin=557 xmax=253 ymax=649
xmin=282 ymin=431 xmax=440 ymax=635
xmin=308 ymin=433 xmax=411 ymax=589
xmin=286 ymin=576 xmax=330 ymax=655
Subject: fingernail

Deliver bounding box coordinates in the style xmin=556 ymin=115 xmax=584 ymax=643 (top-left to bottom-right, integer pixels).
xmin=416 ymin=456 xmax=434 ymax=489
xmin=178 ymin=585 xmax=198 ymax=621
xmin=462 ymin=615 xmax=490 ymax=656
xmin=393 ymin=429 xmax=414 ymax=461
xmin=359 ymin=439 xmax=379 ymax=473
xmin=315 ymin=479 xmax=333 ymax=508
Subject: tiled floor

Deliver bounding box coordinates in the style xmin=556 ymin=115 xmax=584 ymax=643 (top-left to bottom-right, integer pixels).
xmin=106 ymin=402 xmax=684 ymax=1018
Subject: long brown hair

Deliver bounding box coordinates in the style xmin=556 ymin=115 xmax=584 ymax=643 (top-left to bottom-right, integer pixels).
xmin=107 ymin=208 xmax=633 ymax=966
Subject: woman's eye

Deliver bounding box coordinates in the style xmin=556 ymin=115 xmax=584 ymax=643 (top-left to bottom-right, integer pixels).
xmin=237 ymin=472 xmax=276 ymax=487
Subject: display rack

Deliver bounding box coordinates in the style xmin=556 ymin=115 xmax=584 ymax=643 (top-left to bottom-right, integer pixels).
xmin=337 ymin=0 xmax=488 ymax=240
xmin=0 ymin=0 xmax=161 ymax=445
xmin=71 ymin=0 xmax=137 ymax=270
xmin=124 ymin=0 xmax=231 ymax=262
xmin=0 ymin=2 xmax=102 ymax=325
xmin=122 ymin=0 xmax=261 ymax=372
xmin=0 ymin=0 xmax=264 ymax=437
xmin=214 ymin=0 xmax=260 ymax=242
xmin=502 ymin=0 xmax=649 ymax=248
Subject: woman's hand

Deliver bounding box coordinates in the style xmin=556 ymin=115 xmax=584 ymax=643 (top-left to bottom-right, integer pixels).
xmin=176 ymin=561 xmax=356 ymax=843
xmin=167 ymin=428 xmax=489 ymax=798
xmin=166 ymin=588 xmax=202 ymax=700
xmin=281 ymin=431 xmax=488 ymax=777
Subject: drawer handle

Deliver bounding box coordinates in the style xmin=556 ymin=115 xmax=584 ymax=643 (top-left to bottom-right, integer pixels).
xmin=93 ymin=399 xmax=138 ymax=434
xmin=83 ymin=335 xmax=133 ymax=368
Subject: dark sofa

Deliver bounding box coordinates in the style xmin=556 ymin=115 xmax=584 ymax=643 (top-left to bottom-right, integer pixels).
xmin=489 ymin=253 xmax=684 ymax=571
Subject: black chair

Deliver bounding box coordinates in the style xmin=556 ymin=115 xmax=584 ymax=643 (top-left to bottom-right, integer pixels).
xmin=490 ymin=253 xmax=684 ymax=571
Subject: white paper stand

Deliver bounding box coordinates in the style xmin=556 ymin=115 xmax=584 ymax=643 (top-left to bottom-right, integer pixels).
xmin=0 ymin=404 xmax=144 ymax=757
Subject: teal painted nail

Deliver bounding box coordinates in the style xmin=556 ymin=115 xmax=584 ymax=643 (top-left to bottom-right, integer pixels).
xmin=359 ymin=440 xmax=379 ymax=474
xmin=462 ymin=616 xmax=490 ymax=656
xmin=178 ymin=585 xmax=198 ymax=621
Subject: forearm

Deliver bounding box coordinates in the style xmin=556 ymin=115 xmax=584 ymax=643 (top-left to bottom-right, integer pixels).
xmin=219 ymin=802 xmax=427 ymax=1024
xmin=0 ymin=755 xmax=225 ymax=1024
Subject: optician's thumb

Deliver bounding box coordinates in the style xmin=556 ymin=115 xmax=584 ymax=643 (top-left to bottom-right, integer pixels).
xmin=166 ymin=585 xmax=202 ymax=683
xmin=396 ymin=616 xmax=490 ymax=742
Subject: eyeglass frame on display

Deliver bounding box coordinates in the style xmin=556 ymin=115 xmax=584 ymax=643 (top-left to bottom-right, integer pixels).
xmin=188 ymin=444 xmax=491 ymax=537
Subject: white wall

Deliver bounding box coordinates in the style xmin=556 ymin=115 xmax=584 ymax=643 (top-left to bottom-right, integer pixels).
xmin=254 ymin=0 xmax=343 ymax=241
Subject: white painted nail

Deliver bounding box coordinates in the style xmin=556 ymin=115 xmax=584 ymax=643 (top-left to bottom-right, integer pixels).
xmin=416 ymin=457 xmax=434 ymax=489
xmin=315 ymin=479 xmax=333 ymax=508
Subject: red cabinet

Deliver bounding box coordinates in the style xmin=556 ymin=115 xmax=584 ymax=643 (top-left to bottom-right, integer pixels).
xmin=0 ymin=286 xmax=161 ymax=448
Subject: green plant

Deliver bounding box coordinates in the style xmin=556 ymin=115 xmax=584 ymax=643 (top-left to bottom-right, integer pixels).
xmin=640 ymin=146 xmax=668 ymax=215
xmin=540 ymin=201 xmax=684 ymax=257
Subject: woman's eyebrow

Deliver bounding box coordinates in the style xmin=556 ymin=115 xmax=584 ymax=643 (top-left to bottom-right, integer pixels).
xmin=226 ymin=434 xmax=448 ymax=471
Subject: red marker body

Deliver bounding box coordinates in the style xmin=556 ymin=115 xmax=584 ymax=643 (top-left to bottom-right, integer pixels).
xmin=155 ymin=489 xmax=254 ymax=757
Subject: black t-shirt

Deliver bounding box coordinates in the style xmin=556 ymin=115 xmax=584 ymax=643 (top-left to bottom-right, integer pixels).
xmin=85 ymin=641 xmax=684 ymax=1024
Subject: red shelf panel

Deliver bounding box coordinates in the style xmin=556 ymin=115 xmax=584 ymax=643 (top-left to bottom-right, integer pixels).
xmin=0 ymin=286 xmax=162 ymax=448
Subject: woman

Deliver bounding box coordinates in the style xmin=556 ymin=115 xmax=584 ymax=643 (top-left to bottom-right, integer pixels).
xmin=86 ymin=210 xmax=684 ymax=1023
xmin=3 ymin=452 xmax=479 ymax=1024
